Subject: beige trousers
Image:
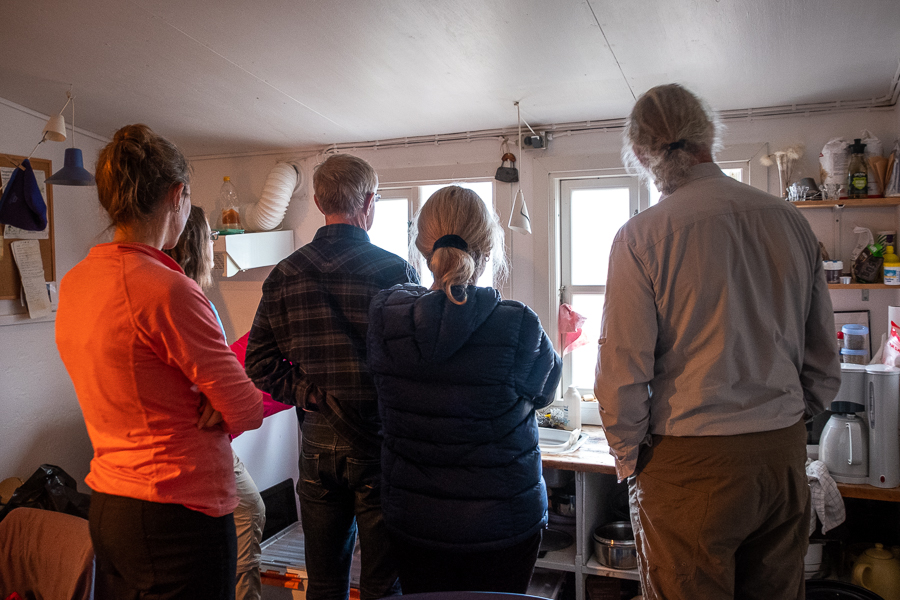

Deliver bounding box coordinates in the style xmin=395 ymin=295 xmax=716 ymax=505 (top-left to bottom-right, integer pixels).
xmin=629 ymin=420 xmax=809 ymax=600
xmin=233 ymin=450 xmax=266 ymax=600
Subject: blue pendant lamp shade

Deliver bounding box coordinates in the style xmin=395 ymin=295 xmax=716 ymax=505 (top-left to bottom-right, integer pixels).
xmin=46 ymin=148 xmax=95 ymax=186
xmin=46 ymin=90 xmax=95 ymax=186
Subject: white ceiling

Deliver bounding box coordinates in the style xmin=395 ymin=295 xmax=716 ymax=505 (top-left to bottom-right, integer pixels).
xmin=1 ymin=0 xmax=899 ymax=157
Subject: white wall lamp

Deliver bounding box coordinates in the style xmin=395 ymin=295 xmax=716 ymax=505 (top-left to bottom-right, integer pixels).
xmin=508 ymin=101 xmax=532 ymax=235
xmin=46 ymin=90 xmax=95 ymax=186
xmin=13 ymin=97 xmax=68 ymax=172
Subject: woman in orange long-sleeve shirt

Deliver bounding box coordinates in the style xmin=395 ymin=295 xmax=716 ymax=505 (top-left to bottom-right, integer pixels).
xmin=56 ymin=124 xmax=263 ymax=599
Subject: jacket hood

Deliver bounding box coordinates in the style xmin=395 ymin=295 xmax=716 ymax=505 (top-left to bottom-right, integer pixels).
xmin=381 ymin=284 xmax=501 ymax=363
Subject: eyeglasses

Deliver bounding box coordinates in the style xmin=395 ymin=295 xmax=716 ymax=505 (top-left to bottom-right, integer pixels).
xmin=209 ymin=231 xmax=219 ymax=241
xmin=370 ymin=192 xmax=381 ymax=202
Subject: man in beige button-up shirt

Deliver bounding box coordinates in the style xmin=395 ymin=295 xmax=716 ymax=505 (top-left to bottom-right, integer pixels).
xmin=594 ymin=84 xmax=840 ymax=600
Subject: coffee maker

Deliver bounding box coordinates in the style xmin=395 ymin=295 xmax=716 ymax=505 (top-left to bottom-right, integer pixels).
xmin=866 ymin=364 xmax=900 ymax=488
xmin=820 ymin=364 xmax=900 ymax=488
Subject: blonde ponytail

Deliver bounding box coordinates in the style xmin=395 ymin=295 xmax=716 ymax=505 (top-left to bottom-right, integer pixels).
xmin=413 ymin=186 xmax=507 ymax=305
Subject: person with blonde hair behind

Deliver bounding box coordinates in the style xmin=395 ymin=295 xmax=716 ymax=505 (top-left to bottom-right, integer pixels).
xmin=595 ymin=84 xmax=840 ymax=599
xmin=56 ymin=124 xmax=263 ymax=599
xmin=165 ymin=205 xmax=267 ymax=600
xmin=367 ymin=185 xmax=561 ymax=593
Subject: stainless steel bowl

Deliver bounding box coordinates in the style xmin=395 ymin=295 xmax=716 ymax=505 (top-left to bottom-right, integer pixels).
xmin=593 ymin=521 xmax=637 ymax=570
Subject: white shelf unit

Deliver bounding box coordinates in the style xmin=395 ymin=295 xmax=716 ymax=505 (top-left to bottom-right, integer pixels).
xmin=540 ymin=468 xmax=640 ymax=600
xmin=213 ymin=230 xmax=294 ymax=277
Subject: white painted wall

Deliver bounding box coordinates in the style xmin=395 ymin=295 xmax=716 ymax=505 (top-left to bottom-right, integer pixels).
xmin=192 ymin=106 xmax=900 ymax=331
xmin=0 ymin=99 xmax=108 ymax=492
xmin=1 ymin=94 xmax=899 ymax=495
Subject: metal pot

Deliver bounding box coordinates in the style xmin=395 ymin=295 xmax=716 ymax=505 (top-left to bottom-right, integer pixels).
xmin=593 ymin=521 xmax=637 ymax=570
xmin=550 ymin=493 xmax=576 ymax=517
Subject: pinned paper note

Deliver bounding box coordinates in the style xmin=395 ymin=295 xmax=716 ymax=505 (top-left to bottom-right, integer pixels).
xmin=10 ymin=239 xmax=50 ymax=319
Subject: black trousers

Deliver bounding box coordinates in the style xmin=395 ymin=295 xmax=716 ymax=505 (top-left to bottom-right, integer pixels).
xmin=390 ymin=531 xmax=542 ymax=594
xmin=89 ymin=491 xmax=237 ymax=600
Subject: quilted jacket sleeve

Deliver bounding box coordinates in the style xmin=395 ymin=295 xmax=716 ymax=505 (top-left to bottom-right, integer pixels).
xmin=513 ymin=305 xmax=562 ymax=411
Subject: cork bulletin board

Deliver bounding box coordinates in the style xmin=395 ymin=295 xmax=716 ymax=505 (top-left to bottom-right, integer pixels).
xmin=0 ymin=153 xmax=55 ymax=300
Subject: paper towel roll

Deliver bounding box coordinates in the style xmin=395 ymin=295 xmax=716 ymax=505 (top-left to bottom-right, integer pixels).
xmin=890 ymin=306 xmax=900 ymax=333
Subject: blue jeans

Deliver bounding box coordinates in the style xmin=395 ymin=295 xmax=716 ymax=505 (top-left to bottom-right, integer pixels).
xmin=298 ymin=410 xmax=400 ymax=600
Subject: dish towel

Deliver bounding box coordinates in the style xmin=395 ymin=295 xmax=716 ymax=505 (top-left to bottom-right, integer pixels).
xmin=558 ymin=303 xmax=588 ymax=356
xmin=806 ymin=458 xmax=846 ymax=534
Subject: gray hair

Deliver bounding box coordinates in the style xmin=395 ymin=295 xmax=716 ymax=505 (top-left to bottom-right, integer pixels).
xmin=622 ymin=84 xmax=723 ymax=195
xmin=313 ymin=154 xmax=378 ymax=216
xmin=412 ymin=186 xmax=508 ymax=305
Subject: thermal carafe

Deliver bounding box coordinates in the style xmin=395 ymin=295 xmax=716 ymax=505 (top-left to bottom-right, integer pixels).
xmin=820 ymin=364 xmax=869 ymax=484
xmin=866 ymin=364 xmax=900 ymax=488
xmin=820 ymin=403 xmax=868 ymax=483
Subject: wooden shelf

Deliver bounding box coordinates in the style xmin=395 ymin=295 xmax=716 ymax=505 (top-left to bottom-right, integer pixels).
xmin=793 ymin=197 xmax=900 ymax=209
xmin=828 ymin=283 xmax=898 ymax=290
xmin=837 ymin=482 xmax=900 ymax=502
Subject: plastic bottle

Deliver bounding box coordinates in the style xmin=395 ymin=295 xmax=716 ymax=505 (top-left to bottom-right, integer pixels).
xmin=217 ymin=176 xmax=243 ymax=233
xmin=847 ymin=139 xmax=868 ymax=199
xmin=884 ymin=245 xmax=900 ymax=285
xmin=562 ymin=385 xmax=582 ymax=431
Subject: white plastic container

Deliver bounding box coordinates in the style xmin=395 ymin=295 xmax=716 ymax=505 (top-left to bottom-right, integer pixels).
xmin=581 ymin=400 xmax=602 ymax=425
xmin=561 ymin=385 xmax=582 ymax=431
xmin=885 ymin=263 xmax=900 ymax=285
xmin=824 ymin=261 xmax=843 ymax=284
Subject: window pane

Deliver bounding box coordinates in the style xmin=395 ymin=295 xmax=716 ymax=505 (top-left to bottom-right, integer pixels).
xmin=569 ymin=293 xmax=604 ymax=390
xmin=649 ymin=182 xmax=661 ymax=206
xmin=571 ymin=187 xmax=630 ymax=285
xmin=722 ymin=167 xmax=743 ymax=182
xmin=419 ymin=181 xmax=494 ymax=288
xmin=369 ymin=198 xmax=409 ymax=261
xmin=420 ymin=181 xmax=493 ymax=207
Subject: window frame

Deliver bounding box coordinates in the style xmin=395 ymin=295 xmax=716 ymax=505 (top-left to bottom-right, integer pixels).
xmin=557 ymin=173 xmax=642 ymax=394
xmin=551 ymin=144 xmax=769 ymax=393
xmin=376 ymin=177 xmax=501 ymax=286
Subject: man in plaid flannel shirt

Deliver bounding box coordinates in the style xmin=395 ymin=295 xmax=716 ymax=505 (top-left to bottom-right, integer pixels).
xmin=246 ymin=154 xmax=417 ymax=600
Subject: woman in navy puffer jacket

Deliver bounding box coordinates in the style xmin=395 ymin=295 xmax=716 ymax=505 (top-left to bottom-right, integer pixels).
xmin=367 ymin=186 xmax=561 ymax=594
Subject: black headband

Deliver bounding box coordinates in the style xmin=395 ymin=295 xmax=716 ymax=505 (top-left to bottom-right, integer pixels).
xmin=667 ymin=139 xmax=686 ymax=152
xmin=432 ymin=234 xmax=468 ymax=253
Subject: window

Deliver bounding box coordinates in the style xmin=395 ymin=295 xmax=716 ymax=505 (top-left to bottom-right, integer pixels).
xmin=648 ymin=164 xmax=746 ymax=206
xmin=369 ymin=180 xmax=495 ymax=288
xmin=559 ymin=176 xmax=639 ymax=393
xmin=560 ymin=161 xmax=749 ymax=392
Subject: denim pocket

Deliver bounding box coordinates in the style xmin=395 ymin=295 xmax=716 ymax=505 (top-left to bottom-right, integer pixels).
xmin=346 ymin=456 xmax=382 ymax=491
xmin=298 ymin=451 xmax=329 ymax=501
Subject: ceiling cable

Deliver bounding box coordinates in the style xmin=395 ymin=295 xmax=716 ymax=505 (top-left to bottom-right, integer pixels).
xmin=585 ymin=0 xmax=635 ymax=101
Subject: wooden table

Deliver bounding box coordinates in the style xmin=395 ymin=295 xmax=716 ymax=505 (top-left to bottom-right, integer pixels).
xmin=553 ymin=425 xmax=900 ymax=503
xmin=541 ymin=425 xmax=617 ymax=474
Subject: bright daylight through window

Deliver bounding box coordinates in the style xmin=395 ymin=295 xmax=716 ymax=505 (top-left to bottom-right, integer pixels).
xmin=368 ymin=181 xmax=495 ymax=288
xmin=563 ymin=165 xmax=746 ymax=392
